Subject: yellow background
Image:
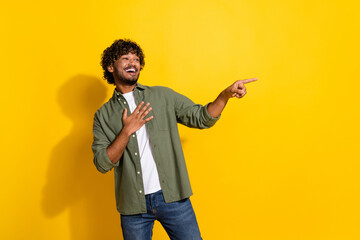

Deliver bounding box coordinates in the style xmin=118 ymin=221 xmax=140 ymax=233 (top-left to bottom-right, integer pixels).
xmin=1 ymin=0 xmax=359 ymax=239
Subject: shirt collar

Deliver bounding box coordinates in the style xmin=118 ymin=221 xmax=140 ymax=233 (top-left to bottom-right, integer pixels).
xmin=112 ymin=82 xmax=145 ymax=99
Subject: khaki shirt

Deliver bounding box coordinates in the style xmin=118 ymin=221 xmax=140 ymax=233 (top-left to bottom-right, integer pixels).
xmin=92 ymin=83 xmax=220 ymax=215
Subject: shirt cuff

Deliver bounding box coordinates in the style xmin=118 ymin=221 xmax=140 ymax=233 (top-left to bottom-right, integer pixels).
xmin=202 ymin=103 xmax=221 ymax=126
xmin=97 ymin=148 xmax=119 ymax=172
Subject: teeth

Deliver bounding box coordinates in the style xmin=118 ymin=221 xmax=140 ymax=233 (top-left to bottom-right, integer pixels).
xmin=126 ymin=68 xmax=136 ymax=72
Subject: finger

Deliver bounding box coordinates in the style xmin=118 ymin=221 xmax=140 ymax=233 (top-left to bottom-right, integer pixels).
xmin=233 ymin=87 xmax=245 ymax=96
xmin=144 ymin=115 xmax=154 ymax=123
xmin=236 ymin=83 xmax=245 ymax=90
xmin=235 ymin=90 xmax=246 ymax=98
xmin=237 ymin=85 xmax=246 ymax=91
xmin=240 ymin=78 xmax=258 ymax=84
xmin=141 ymin=106 xmax=152 ymax=118
xmin=139 ymin=102 xmax=150 ymax=116
xmin=241 ymin=90 xmax=248 ymax=97
xmin=134 ymin=101 xmax=145 ymax=113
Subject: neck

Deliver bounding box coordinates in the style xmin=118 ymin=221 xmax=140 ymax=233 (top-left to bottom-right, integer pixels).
xmin=115 ymin=83 xmax=136 ymax=94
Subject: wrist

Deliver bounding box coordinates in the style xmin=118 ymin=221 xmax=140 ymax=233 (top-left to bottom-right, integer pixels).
xmin=120 ymin=127 xmax=133 ymax=138
xmin=220 ymin=90 xmax=231 ymax=102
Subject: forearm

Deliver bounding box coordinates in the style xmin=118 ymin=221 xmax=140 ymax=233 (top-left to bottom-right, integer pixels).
xmin=106 ymin=128 xmax=131 ymax=164
xmin=207 ymin=90 xmax=230 ymax=118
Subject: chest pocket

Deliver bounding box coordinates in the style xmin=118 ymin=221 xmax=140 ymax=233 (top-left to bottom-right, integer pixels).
xmin=153 ymin=104 xmax=177 ymax=131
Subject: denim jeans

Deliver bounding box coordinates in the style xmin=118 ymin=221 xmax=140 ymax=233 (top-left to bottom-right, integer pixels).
xmin=120 ymin=190 xmax=202 ymax=240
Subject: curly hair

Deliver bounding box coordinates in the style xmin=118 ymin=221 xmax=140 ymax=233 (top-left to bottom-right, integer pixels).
xmin=101 ymin=39 xmax=145 ymax=85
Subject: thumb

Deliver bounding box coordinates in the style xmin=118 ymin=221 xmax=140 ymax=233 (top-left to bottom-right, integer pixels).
xmin=122 ymin=108 xmax=128 ymax=120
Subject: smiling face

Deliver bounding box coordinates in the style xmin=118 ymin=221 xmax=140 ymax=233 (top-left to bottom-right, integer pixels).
xmin=107 ymin=52 xmax=141 ymax=87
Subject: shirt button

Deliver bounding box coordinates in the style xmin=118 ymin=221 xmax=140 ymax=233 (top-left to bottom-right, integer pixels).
xmin=137 ymin=171 xmax=140 ymax=175
xmin=139 ymin=190 xmax=142 ymax=194
xmin=132 ymin=134 xmax=136 ymax=138
xmin=135 ymin=152 xmax=138 ymax=156
xmin=124 ymin=102 xmax=127 ymax=104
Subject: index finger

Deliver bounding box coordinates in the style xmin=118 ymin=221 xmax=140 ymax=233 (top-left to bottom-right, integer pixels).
xmin=240 ymin=78 xmax=258 ymax=84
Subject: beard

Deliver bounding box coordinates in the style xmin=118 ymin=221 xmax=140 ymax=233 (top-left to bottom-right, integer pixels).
xmin=114 ymin=71 xmax=140 ymax=86
xmin=119 ymin=76 xmax=139 ymax=85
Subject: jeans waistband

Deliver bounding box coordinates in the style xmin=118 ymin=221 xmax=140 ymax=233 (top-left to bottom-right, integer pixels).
xmin=145 ymin=189 xmax=162 ymax=197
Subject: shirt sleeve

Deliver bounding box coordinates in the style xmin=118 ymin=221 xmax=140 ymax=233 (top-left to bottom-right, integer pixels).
xmin=92 ymin=111 xmax=119 ymax=173
xmin=172 ymin=90 xmax=221 ymax=129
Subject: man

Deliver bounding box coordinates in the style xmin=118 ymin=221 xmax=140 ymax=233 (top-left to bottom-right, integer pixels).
xmin=92 ymin=39 xmax=257 ymax=240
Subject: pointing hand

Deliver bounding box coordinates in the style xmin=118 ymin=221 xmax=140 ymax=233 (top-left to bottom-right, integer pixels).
xmin=224 ymin=78 xmax=258 ymax=99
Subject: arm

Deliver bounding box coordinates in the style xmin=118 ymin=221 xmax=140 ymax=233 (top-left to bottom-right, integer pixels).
xmin=107 ymin=102 xmax=153 ymax=164
xmin=92 ymin=102 xmax=153 ymax=173
xmin=207 ymin=78 xmax=258 ymax=118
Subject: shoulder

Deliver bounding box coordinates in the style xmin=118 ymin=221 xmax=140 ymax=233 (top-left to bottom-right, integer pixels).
xmin=148 ymin=86 xmax=183 ymax=100
xmin=138 ymin=82 xmax=177 ymax=94
xmin=148 ymin=85 xmax=175 ymax=94
xmin=94 ymin=97 xmax=114 ymax=121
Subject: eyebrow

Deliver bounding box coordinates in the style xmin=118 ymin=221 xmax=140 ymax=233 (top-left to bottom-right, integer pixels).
xmin=121 ymin=55 xmax=139 ymax=59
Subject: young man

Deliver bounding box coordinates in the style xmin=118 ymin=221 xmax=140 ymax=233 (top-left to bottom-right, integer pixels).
xmin=92 ymin=39 xmax=257 ymax=240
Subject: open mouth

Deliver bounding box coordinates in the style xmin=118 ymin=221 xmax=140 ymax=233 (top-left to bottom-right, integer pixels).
xmin=125 ymin=68 xmax=137 ymax=75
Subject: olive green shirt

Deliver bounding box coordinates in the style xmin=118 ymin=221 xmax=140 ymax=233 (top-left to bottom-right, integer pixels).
xmin=92 ymin=83 xmax=220 ymax=215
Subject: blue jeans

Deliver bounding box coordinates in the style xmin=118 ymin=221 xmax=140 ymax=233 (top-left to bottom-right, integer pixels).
xmin=121 ymin=190 xmax=202 ymax=240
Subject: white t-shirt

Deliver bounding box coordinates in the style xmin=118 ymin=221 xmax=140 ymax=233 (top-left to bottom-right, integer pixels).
xmin=122 ymin=91 xmax=161 ymax=195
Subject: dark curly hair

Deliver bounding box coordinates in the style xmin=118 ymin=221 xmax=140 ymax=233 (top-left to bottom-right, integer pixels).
xmin=101 ymin=39 xmax=145 ymax=85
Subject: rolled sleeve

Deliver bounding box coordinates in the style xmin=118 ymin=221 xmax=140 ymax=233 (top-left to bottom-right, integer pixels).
xmin=92 ymin=112 xmax=119 ymax=173
xmin=202 ymin=103 xmax=221 ymax=127
xmin=173 ymin=89 xmax=221 ymax=129
xmin=93 ymin=147 xmax=119 ymax=173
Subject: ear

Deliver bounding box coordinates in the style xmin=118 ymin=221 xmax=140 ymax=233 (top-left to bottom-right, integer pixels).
xmin=107 ymin=65 xmax=114 ymax=73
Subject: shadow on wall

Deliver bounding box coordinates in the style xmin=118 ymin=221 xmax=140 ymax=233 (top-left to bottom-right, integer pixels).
xmin=42 ymin=75 xmax=123 ymax=240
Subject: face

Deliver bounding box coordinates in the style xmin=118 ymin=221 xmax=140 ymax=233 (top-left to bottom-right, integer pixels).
xmin=108 ymin=52 xmax=141 ymax=86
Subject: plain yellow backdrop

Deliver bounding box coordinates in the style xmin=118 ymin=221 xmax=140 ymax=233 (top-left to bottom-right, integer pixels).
xmin=1 ymin=0 xmax=359 ymax=239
